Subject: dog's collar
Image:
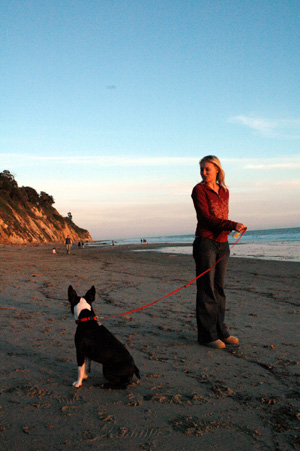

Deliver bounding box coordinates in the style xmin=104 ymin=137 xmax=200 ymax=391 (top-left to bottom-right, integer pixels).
xmin=76 ymin=316 xmax=98 ymax=324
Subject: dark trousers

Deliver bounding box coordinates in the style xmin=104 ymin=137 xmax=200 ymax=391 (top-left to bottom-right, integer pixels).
xmin=193 ymin=237 xmax=230 ymax=343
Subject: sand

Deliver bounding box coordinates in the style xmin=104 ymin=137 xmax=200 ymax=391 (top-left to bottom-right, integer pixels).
xmin=0 ymin=242 xmax=299 ymax=450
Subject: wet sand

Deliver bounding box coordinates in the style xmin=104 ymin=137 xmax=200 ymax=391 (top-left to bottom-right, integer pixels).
xmin=0 ymin=243 xmax=299 ymax=450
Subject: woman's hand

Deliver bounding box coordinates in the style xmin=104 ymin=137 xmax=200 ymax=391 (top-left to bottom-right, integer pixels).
xmin=236 ymin=223 xmax=247 ymax=232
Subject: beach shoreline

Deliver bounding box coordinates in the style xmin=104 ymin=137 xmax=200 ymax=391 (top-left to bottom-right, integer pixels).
xmin=1 ymin=243 xmax=299 ymax=450
xmin=132 ymin=242 xmax=300 ymax=263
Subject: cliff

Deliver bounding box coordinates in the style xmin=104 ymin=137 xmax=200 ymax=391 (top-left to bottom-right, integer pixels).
xmin=0 ymin=170 xmax=92 ymax=244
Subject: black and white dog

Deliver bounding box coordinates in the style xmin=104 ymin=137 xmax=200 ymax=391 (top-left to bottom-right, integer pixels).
xmin=68 ymin=285 xmax=140 ymax=389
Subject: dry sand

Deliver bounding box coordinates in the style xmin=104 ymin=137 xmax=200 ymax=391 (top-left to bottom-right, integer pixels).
xmin=0 ymin=242 xmax=299 ymax=450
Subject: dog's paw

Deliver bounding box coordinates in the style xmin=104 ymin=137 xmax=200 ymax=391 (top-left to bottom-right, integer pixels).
xmin=72 ymin=381 xmax=82 ymax=388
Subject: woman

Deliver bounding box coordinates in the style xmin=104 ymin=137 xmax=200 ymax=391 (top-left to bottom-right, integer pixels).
xmin=191 ymin=155 xmax=246 ymax=349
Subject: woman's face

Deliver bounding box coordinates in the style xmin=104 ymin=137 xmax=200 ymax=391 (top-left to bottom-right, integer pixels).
xmin=200 ymin=162 xmax=219 ymax=184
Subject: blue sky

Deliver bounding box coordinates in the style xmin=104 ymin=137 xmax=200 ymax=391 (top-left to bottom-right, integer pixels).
xmin=1 ymin=0 xmax=299 ymax=239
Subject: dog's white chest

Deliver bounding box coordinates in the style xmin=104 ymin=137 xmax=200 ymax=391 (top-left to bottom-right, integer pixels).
xmin=74 ymin=297 xmax=91 ymax=321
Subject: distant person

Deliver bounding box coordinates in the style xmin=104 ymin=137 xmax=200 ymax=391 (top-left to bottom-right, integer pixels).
xmin=52 ymin=247 xmax=57 ymax=254
xmin=65 ymin=236 xmax=72 ymax=254
xmin=191 ymin=155 xmax=246 ymax=349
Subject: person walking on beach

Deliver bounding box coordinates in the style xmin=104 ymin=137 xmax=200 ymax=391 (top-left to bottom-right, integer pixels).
xmin=65 ymin=235 xmax=72 ymax=254
xmin=192 ymin=155 xmax=246 ymax=349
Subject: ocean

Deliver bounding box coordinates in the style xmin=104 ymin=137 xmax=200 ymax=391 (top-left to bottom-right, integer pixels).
xmin=88 ymin=227 xmax=300 ymax=263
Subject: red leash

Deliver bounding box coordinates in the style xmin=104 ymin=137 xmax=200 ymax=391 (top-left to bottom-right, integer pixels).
xmin=100 ymin=229 xmax=247 ymax=319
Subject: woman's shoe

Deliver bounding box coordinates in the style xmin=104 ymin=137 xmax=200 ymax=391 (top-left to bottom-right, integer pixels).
xmin=205 ymin=339 xmax=226 ymax=349
xmin=222 ymin=336 xmax=239 ymax=345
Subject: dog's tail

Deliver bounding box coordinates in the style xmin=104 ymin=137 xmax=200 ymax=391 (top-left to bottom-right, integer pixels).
xmin=134 ymin=365 xmax=141 ymax=380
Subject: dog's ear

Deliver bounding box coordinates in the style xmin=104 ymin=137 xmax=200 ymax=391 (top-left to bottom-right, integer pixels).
xmin=85 ymin=285 xmax=96 ymax=303
xmin=68 ymin=285 xmax=77 ymax=304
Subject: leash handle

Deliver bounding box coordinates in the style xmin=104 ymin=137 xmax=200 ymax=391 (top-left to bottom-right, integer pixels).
xmin=100 ymin=228 xmax=247 ymax=319
xmin=234 ymin=226 xmax=247 ymax=239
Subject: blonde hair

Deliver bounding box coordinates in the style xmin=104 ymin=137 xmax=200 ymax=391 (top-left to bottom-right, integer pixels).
xmin=199 ymin=155 xmax=228 ymax=191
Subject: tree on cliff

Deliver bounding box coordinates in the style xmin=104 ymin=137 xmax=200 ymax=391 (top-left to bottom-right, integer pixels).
xmin=0 ymin=170 xmax=21 ymax=202
xmin=39 ymin=191 xmax=55 ymax=206
xmin=0 ymin=170 xmax=18 ymax=191
xmin=19 ymin=187 xmax=40 ymax=205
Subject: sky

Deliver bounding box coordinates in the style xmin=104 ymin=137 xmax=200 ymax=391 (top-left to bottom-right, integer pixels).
xmin=1 ymin=0 xmax=300 ymax=240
